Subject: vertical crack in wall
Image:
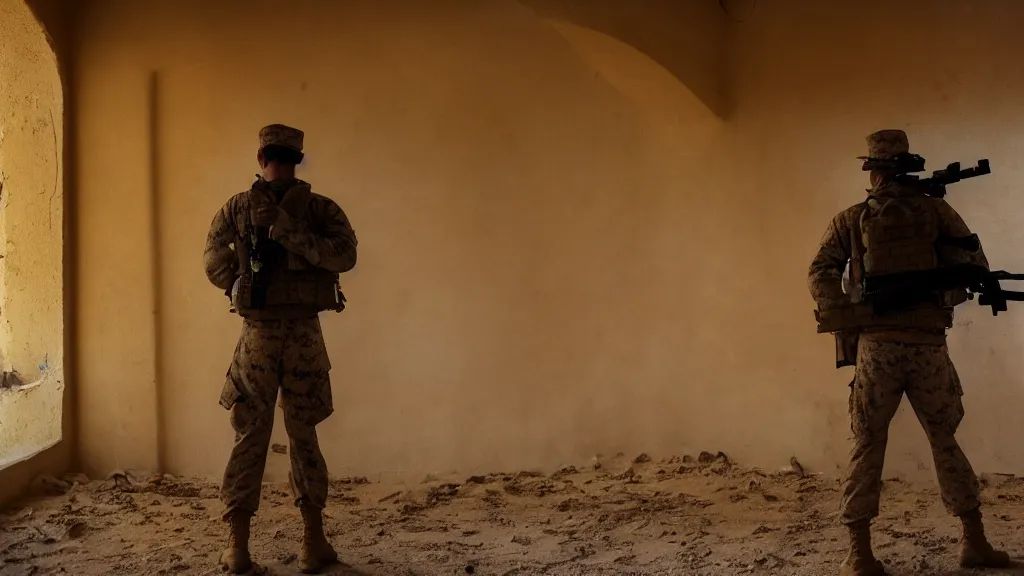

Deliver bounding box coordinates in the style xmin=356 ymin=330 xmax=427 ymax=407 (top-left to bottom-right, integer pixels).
xmin=148 ymin=69 xmax=167 ymax=472
xmin=48 ymin=108 xmax=57 ymax=230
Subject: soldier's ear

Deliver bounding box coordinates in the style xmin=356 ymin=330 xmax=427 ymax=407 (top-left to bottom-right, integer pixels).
xmin=256 ymin=150 xmax=265 ymax=168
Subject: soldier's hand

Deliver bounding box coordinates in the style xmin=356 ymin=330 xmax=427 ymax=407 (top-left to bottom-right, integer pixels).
xmin=279 ymin=185 xmax=311 ymax=219
xmin=252 ymin=205 xmax=281 ymax=227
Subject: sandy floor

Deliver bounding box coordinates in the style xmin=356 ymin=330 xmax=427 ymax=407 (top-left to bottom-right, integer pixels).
xmin=3 ymin=452 xmax=1024 ymax=576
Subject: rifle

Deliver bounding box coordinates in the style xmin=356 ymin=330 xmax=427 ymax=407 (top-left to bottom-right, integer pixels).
xmin=248 ymin=228 xmax=270 ymax=309
xmin=861 ymin=153 xmax=991 ymax=199
xmin=246 ymin=188 xmax=283 ymax=310
xmin=862 ymin=263 xmax=1024 ymax=316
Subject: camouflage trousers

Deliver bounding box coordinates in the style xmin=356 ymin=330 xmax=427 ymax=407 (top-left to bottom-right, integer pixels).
xmin=219 ymin=317 xmax=335 ymax=520
xmin=841 ymin=336 xmax=980 ymax=524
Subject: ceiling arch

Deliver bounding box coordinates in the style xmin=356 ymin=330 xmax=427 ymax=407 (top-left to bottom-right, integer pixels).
xmin=518 ymin=0 xmax=731 ymax=120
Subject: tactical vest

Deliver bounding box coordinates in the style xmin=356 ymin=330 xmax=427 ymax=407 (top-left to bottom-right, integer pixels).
xmin=858 ymin=193 xmax=940 ymax=278
xmin=835 ymin=189 xmax=952 ymax=333
xmin=229 ymin=193 xmax=346 ymax=319
xmin=231 ymin=240 xmax=345 ymax=318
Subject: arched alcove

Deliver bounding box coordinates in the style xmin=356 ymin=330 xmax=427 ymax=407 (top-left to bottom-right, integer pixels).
xmin=0 ymin=0 xmax=65 ymax=469
xmin=518 ymin=0 xmax=731 ymax=119
xmin=543 ymin=18 xmax=722 ymax=146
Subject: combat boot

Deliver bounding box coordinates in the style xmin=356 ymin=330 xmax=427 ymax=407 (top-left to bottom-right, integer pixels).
xmin=219 ymin=511 xmax=253 ymax=574
xmin=299 ymin=504 xmax=339 ymax=574
xmin=840 ymin=520 xmax=887 ymax=576
xmin=958 ymin=507 xmax=1010 ymax=568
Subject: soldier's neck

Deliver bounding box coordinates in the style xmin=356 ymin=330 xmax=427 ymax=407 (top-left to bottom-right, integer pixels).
xmin=263 ymin=172 xmax=295 ymax=183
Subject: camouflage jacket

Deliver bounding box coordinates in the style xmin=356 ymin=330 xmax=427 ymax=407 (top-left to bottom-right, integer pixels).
xmin=808 ymin=182 xmax=988 ymax=363
xmin=203 ymin=177 xmax=358 ymax=313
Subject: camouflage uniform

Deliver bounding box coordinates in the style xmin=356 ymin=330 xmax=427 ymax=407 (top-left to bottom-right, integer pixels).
xmin=809 ymin=131 xmax=985 ymax=523
xmin=809 ymin=129 xmax=1006 ymax=573
xmin=219 ymin=317 xmax=334 ymax=517
xmin=843 ymin=337 xmax=978 ymax=521
xmin=204 ymin=124 xmax=356 ymax=573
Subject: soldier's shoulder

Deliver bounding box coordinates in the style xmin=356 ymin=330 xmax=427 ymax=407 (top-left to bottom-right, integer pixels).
xmin=223 ymin=190 xmax=251 ymax=211
xmin=308 ymin=191 xmax=347 ymax=214
xmin=309 ymin=191 xmax=337 ymax=204
xmin=922 ymin=194 xmax=955 ymax=209
xmin=832 ymin=202 xmax=866 ymax=227
xmin=901 ymin=192 xmax=954 ymax=215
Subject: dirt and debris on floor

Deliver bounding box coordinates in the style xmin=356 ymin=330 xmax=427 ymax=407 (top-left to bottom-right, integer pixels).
xmin=2 ymin=453 xmax=1024 ymax=575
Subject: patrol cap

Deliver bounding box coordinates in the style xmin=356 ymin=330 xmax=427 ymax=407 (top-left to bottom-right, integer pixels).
xmin=857 ymin=129 xmax=910 ymax=161
xmin=259 ymin=124 xmax=304 ymax=153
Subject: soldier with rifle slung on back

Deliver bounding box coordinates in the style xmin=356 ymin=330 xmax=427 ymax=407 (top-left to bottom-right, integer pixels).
xmin=808 ymin=130 xmax=1010 ymax=575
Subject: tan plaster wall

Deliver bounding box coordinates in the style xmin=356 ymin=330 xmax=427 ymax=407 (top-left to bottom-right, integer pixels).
xmin=0 ymin=0 xmax=65 ymax=482
xmin=68 ymin=0 xmax=1024 ymax=486
xmin=73 ymin=0 xmax=739 ymax=481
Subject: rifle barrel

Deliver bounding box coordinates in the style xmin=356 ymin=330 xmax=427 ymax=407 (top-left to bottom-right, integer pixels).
xmin=991 ymin=271 xmax=1024 ymax=281
xmin=999 ymin=291 xmax=1024 ymax=302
